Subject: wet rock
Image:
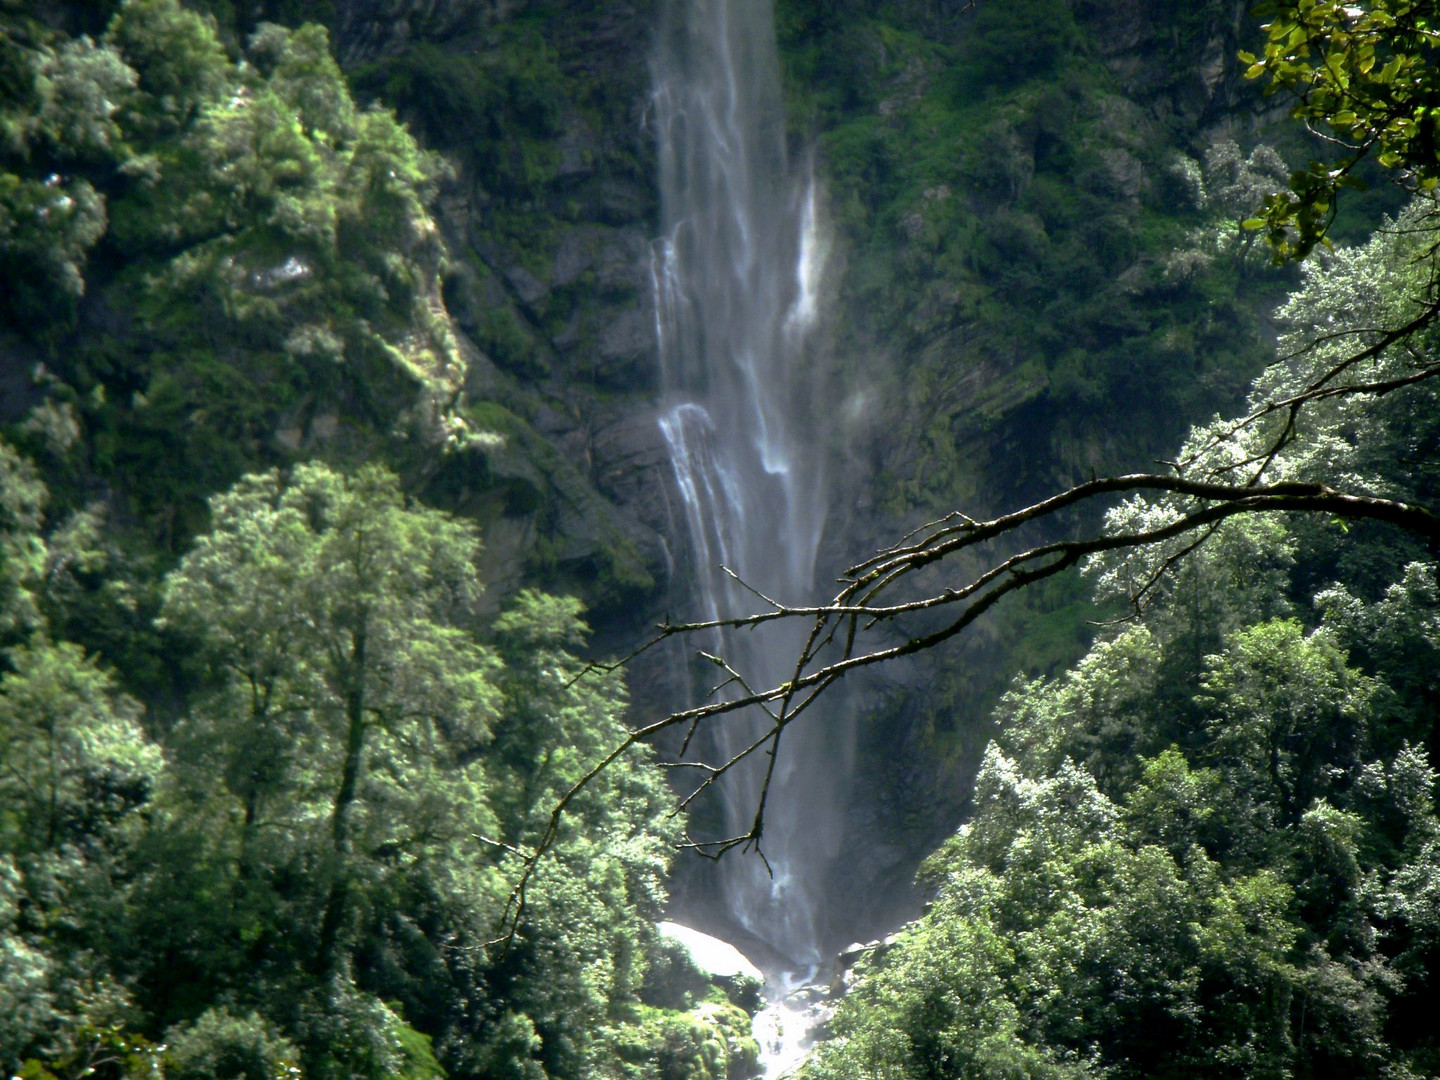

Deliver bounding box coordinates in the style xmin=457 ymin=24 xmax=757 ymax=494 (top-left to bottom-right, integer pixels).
xmin=556 ymin=119 xmax=600 ymax=180
xmin=442 ymin=260 xmax=506 ymax=340
xmin=502 ymin=263 xmax=550 ymax=312
xmin=658 ymin=921 xmax=766 ymax=1013
xmin=551 ymin=228 xmax=604 ymax=289
xmin=658 ymin=922 xmax=765 ymax=983
xmin=596 ymin=177 xmax=649 ymax=224
xmin=594 ymin=306 xmax=658 ymax=388
xmin=590 ymin=406 xmax=674 ymax=532
xmin=334 ymin=0 xmax=516 ymax=63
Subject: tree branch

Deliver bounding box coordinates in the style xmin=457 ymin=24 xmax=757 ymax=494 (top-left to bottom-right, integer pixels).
xmin=485 ymin=468 xmax=1439 ymax=947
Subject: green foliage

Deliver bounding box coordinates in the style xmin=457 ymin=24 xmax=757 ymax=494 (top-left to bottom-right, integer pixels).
xmin=951 ymin=0 xmax=1079 ymax=98
xmin=1 ymin=435 xmax=685 ymax=1080
xmin=818 ymin=745 xmax=1303 ymax=1080
xmin=13 ymin=1024 xmax=167 ymax=1080
xmin=0 ymin=640 xmax=157 ymax=854
xmin=1 ymin=442 xmax=48 ymax=642
xmin=105 ymin=0 xmax=227 ymax=135
xmin=1201 ymin=619 xmax=1375 ymax=824
xmin=1 ymin=854 xmax=55 ymax=1069
xmin=613 ymin=1002 xmax=760 ymax=1080
xmin=292 ymin=987 xmax=444 ymax=1080
xmin=810 ymin=182 xmax=1440 ymax=1080
xmin=2 ymin=0 xmax=467 ymax=552
xmin=1240 ymin=0 xmax=1440 ymax=259
xmin=0 ymin=15 xmax=130 ymax=330
xmin=158 ymin=462 xmax=499 ymax=982
xmin=775 ymin=3 xmax=1287 ymax=519
xmin=351 ymin=29 xmax=566 ymax=196
xmin=0 ymin=3 xmax=684 ymax=1075
xmin=165 ymin=1008 xmax=301 ymax=1080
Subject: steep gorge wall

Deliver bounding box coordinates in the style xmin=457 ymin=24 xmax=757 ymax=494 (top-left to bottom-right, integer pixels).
xmin=319 ymin=0 xmax=1339 ymax=936
xmin=316 ymin=0 xmax=1298 ymax=644
xmin=740 ymin=0 xmax=1373 ymax=901
xmin=4 ymin=0 xmax=1389 ymax=930
xmin=331 ymin=0 xmax=677 ymax=635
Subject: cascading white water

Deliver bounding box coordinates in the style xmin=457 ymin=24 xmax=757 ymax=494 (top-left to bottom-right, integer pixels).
xmin=650 ymin=0 xmax=856 ymax=984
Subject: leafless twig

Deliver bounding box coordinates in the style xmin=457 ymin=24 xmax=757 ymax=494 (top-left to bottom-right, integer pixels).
xmin=487 ymin=301 xmax=1440 ymax=950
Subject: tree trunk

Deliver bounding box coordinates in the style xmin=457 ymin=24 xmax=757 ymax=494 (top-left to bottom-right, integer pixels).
xmin=315 ymin=622 xmax=368 ymax=976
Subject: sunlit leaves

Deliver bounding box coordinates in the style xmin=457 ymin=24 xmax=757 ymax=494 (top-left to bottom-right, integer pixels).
xmin=160 ymin=462 xmax=499 ymax=873
xmin=0 ymin=444 xmax=47 ymax=643
xmin=1241 ymin=0 xmax=1440 ymax=259
xmin=0 ymin=641 xmax=156 ymax=855
xmin=0 ymin=14 xmax=136 ymax=328
xmin=104 ymin=0 xmax=228 ymax=137
xmin=815 ymin=741 xmax=1306 ymax=1080
xmin=1200 ymin=619 xmax=1375 ymax=822
xmin=31 ymin=36 xmax=138 ymax=162
xmin=0 ymin=856 xmax=55 ymax=1065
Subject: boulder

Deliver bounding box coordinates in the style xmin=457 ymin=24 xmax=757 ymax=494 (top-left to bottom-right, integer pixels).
xmin=657 ymin=921 xmax=765 ymax=1013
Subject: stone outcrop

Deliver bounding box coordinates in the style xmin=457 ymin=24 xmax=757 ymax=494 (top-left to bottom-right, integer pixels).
xmin=328 ymin=0 xmax=677 ymax=632
xmin=322 ymin=0 xmax=1325 ymax=961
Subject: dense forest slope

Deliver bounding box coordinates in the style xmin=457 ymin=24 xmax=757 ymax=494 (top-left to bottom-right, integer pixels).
xmin=3 ymin=0 xmax=1434 ymax=1077
xmin=802 ymin=198 xmax=1440 ymax=1080
xmin=0 ymin=4 xmax=733 ymax=1077
xmin=0 ymin=0 xmax=1335 ymax=918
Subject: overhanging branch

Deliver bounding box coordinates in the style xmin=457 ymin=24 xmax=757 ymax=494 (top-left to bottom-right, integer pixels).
xmin=486 ymin=471 xmax=1438 ymax=948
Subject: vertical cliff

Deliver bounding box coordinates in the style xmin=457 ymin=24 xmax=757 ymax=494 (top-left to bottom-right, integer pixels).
xmin=4 ymin=0 xmax=1407 ymax=955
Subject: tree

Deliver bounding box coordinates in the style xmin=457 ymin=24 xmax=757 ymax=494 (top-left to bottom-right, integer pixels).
xmin=147 ymin=462 xmax=680 ymax=1080
xmin=797 ymin=537 xmax=1440 ymax=1078
xmin=0 ymin=15 xmax=134 ymax=331
xmin=159 ymin=461 xmax=499 ymax=978
xmin=0 ymin=440 xmax=164 ymax=1075
xmin=1240 ymin=0 xmax=1440 ymax=260
xmin=4 ymin=0 xmax=471 ymax=544
xmin=502 ymin=0 xmax=1440 ymax=931
xmin=1200 ymin=619 xmax=1375 ymax=825
xmin=0 ymin=641 xmax=157 ymax=855
xmin=806 ymin=746 xmax=1306 ymax=1080
xmin=1 ymin=443 xmax=48 ymax=645
xmin=136 ymin=461 xmax=497 ymax=1079
xmin=771 ymin=59 xmax=1440 ymax=1061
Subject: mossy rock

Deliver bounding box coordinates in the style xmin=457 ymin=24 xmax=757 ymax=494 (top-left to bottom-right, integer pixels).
xmin=617 ymin=1002 xmax=762 ymax=1080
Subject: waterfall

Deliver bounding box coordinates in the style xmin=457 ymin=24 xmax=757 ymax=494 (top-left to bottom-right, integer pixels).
xmin=650 ymin=0 xmax=855 ymax=974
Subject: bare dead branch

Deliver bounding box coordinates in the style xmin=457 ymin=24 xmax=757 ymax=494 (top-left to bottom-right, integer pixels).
xmin=485 ymin=250 xmax=1440 ymax=950
xmin=1180 ymin=295 xmax=1440 ymax=480
xmin=484 ymin=462 xmax=1440 ymax=950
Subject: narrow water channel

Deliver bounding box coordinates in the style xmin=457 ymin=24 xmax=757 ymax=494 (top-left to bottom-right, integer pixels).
xmin=649 ymin=3 xmax=861 ymax=1064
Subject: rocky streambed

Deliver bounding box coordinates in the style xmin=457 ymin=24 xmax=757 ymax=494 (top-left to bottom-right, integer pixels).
xmin=654 ymin=922 xmax=901 ymax=1079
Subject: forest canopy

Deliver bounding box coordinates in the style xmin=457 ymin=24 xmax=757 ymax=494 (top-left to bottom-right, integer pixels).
xmin=4 ymin=0 xmax=1440 ymax=1078
xmin=1 ymin=4 xmax=724 ymax=1076
xmin=0 ymin=447 xmax=703 ymax=1080
xmin=800 ymin=199 xmax=1440 ymax=1077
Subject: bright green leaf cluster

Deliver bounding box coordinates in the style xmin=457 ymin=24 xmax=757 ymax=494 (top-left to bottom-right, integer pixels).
xmin=1 ymin=450 xmax=687 ymax=1080
xmin=1240 ymin=0 xmax=1440 ymax=259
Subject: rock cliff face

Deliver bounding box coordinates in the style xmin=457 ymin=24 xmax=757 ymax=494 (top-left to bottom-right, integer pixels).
xmin=769 ymin=0 xmax=1314 ymax=909
xmin=298 ymin=0 xmax=1335 ymax=913
xmin=2 ymin=0 xmax=1356 ymax=947
xmin=325 ymin=0 xmax=680 ymax=638
xmin=297 ymin=0 xmax=1302 ymax=623
xmin=285 ymin=0 xmax=1349 ymax=951
xmin=310 ymin=0 xmax=1281 ymax=635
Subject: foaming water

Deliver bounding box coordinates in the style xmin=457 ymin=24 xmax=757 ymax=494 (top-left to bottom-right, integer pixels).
xmin=751 ymin=967 xmax=832 ymax=1079
xmin=650 ymin=0 xmax=856 ymax=978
